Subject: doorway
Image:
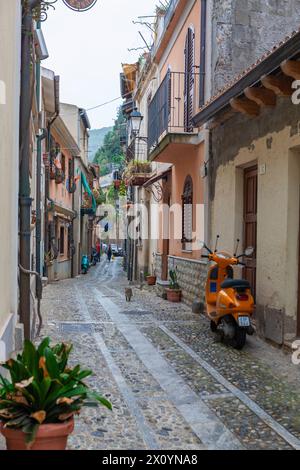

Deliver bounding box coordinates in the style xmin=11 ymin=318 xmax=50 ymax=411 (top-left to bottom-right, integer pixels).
xmin=298 ymin=203 xmax=300 ymax=337
xmin=161 ymin=194 xmax=170 ymax=281
xmin=244 ymin=165 xmax=258 ymax=299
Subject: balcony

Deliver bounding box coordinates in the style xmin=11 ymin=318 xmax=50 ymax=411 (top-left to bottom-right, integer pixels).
xmin=126 ymin=137 xmax=148 ymax=162
xmin=148 ymin=71 xmax=199 ymax=161
xmin=125 ymin=161 xmax=152 ymax=187
xmin=164 ymin=0 xmax=179 ymax=29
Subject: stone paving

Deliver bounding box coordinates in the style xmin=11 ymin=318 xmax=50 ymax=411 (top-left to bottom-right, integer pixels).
xmin=1 ymin=256 xmax=300 ymax=450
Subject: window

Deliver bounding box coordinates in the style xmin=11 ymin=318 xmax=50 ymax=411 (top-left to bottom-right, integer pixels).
xmin=68 ymin=157 xmax=74 ymax=180
xmin=184 ymin=27 xmax=195 ymax=132
xmin=61 ymin=154 xmax=66 ymax=175
xmin=59 ymin=226 xmax=65 ymax=255
xmin=182 ymin=175 xmax=193 ymax=251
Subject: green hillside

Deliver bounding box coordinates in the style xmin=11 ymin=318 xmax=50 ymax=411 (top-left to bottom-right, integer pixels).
xmin=88 ymin=127 xmax=113 ymax=162
xmin=93 ymin=108 xmax=126 ymax=176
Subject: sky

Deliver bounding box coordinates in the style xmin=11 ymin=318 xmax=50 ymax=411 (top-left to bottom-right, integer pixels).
xmin=43 ymin=0 xmax=159 ymax=129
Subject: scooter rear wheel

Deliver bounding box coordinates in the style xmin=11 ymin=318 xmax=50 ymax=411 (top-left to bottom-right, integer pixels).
xmin=229 ymin=326 xmax=246 ymax=350
xmin=210 ymin=320 xmax=218 ymax=333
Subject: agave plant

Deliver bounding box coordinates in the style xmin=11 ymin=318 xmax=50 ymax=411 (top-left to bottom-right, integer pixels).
xmin=169 ymin=269 xmax=180 ymax=290
xmin=0 ymin=338 xmax=112 ymax=448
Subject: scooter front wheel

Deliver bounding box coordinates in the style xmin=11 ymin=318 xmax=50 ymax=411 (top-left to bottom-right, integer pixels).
xmin=210 ymin=320 xmax=218 ymax=333
xmin=229 ymin=326 xmax=246 ymax=350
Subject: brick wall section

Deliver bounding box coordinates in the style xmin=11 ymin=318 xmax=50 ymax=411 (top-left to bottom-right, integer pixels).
xmin=212 ymin=0 xmax=300 ymax=93
xmin=168 ymin=256 xmax=207 ymax=306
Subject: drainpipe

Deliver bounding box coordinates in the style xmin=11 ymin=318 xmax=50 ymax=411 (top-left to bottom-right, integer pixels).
xmin=203 ymin=126 xmax=211 ymax=246
xmin=35 ymin=19 xmax=48 ymax=277
xmin=199 ymin=0 xmax=207 ymax=106
xmin=19 ymin=0 xmax=41 ymax=340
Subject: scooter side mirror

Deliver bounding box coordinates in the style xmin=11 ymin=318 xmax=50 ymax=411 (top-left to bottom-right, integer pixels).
xmin=245 ymin=247 xmax=254 ymax=257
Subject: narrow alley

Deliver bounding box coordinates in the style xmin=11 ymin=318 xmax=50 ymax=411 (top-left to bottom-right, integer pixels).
xmin=2 ymin=258 xmax=298 ymax=451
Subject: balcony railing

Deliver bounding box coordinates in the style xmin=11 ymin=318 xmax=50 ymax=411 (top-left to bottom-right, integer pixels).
xmin=164 ymin=0 xmax=179 ymax=29
xmin=126 ymin=138 xmax=148 ymax=162
xmin=148 ymin=71 xmax=199 ymax=154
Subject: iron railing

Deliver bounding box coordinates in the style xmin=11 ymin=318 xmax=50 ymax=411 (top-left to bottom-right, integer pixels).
xmin=148 ymin=71 xmax=199 ymax=153
xmin=164 ymin=0 xmax=179 ymax=29
xmin=126 ymin=137 xmax=148 ymax=162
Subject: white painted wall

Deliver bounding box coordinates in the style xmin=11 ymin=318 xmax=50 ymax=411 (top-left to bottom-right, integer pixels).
xmin=0 ymin=0 xmax=22 ymax=355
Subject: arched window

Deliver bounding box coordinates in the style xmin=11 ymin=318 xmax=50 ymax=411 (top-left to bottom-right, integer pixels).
xmin=184 ymin=27 xmax=195 ymax=132
xmin=182 ymin=175 xmax=193 ymax=251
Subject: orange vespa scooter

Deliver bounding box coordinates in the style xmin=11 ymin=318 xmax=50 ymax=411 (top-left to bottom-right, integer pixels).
xmin=201 ymin=237 xmax=255 ymax=350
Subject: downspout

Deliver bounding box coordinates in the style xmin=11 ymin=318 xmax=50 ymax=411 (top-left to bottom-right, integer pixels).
xmin=199 ymin=0 xmax=207 ymax=106
xmin=19 ymin=0 xmax=41 ymax=340
xmin=35 ymin=20 xmax=47 ymax=277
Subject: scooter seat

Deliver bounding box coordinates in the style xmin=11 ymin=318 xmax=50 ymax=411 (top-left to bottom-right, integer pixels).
xmin=221 ymin=279 xmax=251 ymax=290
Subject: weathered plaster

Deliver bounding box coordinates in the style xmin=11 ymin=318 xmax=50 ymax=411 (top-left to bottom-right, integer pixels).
xmin=210 ymin=96 xmax=300 ymax=344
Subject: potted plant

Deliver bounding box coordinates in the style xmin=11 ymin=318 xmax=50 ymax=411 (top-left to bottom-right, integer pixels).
xmin=0 ymin=337 xmax=112 ymax=450
xmin=55 ymin=168 xmax=65 ymax=185
xmin=145 ymin=273 xmax=156 ymax=286
xmin=166 ymin=269 xmax=182 ymax=302
xmin=146 ymin=255 xmax=156 ymax=285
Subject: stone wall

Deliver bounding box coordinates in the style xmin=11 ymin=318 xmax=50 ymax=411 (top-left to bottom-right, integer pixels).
xmin=168 ymin=256 xmax=207 ymax=305
xmin=212 ymin=0 xmax=300 ymax=93
xmin=155 ymin=253 xmax=163 ymax=280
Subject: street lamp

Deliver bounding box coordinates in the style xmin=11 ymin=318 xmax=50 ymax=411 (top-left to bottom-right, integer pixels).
xmin=129 ymin=108 xmax=143 ymax=137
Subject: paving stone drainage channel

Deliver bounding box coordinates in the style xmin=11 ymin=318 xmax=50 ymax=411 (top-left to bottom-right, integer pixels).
xmin=93 ymin=288 xmax=244 ymax=450
xmin=73 ymin=285 xmax=205 ymax=450
xmin=97 ymin=277 xmax=300 ymax=450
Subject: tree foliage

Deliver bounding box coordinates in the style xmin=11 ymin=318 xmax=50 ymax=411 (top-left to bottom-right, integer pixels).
xmin=93 ymin=107 xmax=126 ymax=176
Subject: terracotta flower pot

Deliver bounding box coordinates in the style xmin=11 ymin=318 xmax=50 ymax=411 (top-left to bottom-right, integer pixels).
xmin=0 ymin=419 xmax=74 ymax=451
xmin=166 ymin=288 xmax=182 ymax=303
xmin=146 ymin=275 xmax=156 ymax=286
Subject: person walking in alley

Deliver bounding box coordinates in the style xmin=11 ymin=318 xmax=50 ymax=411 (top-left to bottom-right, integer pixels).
xmin=96 ymin=239 xmax=101 ymax=263
xmin=107 ymin=244 xmax=112 ymax=263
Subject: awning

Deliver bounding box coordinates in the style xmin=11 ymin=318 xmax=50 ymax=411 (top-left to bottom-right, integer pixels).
xmin=121 ymin=63 xmax=138 ymax=97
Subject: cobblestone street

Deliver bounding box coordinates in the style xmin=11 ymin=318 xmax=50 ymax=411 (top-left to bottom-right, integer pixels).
xmin=2 ymin=257 xmax=300 ymax=451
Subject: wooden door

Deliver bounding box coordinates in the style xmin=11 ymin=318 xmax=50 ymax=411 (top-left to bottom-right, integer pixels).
xmin=297 ymin=204 xmax=300 ymax=337
xmin=244 ymin=166 xmax=258 ymax=299
xmin=161 ymin=193 xmax=170 ymax=281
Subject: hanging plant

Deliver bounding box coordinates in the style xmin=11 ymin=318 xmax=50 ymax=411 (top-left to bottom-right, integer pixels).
xmin=93 ymin=188 xmax=106 ymax=206
xmin=107 ymin=184 xmax=117 ymax=202
xmin=118 ymin=180 xmax=127 ymax=197
xmin=66 ymin=178 xmax=76 ymax=194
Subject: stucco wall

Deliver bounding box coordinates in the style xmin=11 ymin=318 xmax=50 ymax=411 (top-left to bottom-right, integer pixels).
xmin=157 ymin=141 xmax=204 ymax=260
xmin=0 ymin=0 xmax=21 ymax=358
xmin=210 ymin=96 xmax=300 ymax=344
xmin=160 ymin=0 xmax=201 ymax=78
xmin=211 ymin=0 xmax=300 ymax=93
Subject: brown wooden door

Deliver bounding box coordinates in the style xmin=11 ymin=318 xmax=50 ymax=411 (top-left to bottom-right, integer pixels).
xmin=244 ymin=166 xmax=258 ymax=299
xmin=297 ymin=204 xmax=300 ymax=337
xmin=161 ymin=194 xmax=170 ymax=281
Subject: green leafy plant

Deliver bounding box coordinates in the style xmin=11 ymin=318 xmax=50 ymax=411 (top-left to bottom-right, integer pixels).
xmin=93 ymin=187 xmax=106 ymax=206
xmin=118 ymin=180 xmax=127 ymax=197
xmin=125 ymin=160 xmax=152 ymax=177
xmin=0 ymin=338 xmax=112 ymax=448
xmin=169 ymin=269 xmax=180 ymax=290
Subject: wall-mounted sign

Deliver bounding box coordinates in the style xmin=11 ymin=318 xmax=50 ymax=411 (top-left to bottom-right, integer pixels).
xmin=62 ymin=0 xmax=97 ymax=12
